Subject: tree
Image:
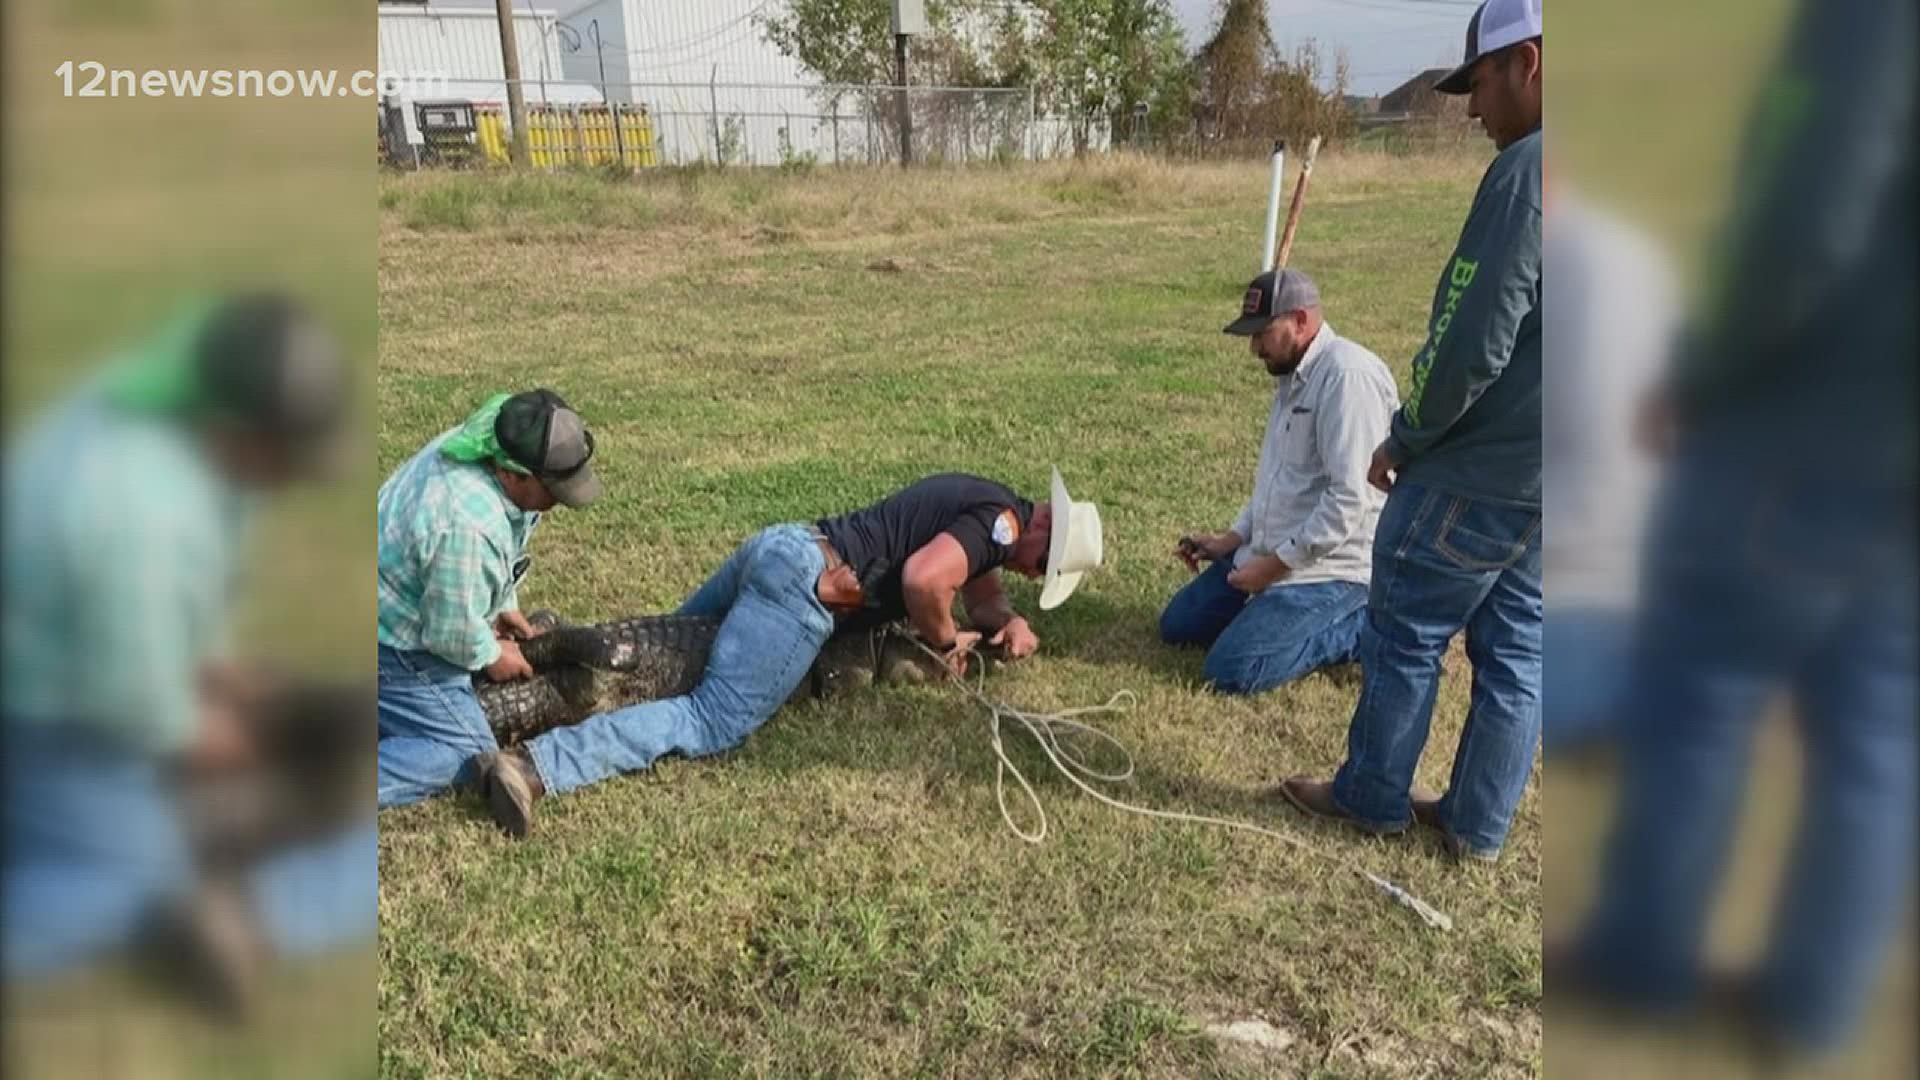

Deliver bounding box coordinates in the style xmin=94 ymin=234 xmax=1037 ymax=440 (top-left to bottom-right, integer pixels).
xmin=758 ymin=0 xmax=1026 ymax=162
xmin=757 ymin=0 xmax=1011 ymax=88
xmin=1025 ymin=0 xmax=1191 ymax=154
xmin=758 ymin=0 xmax=1193 ymax=158
xmin=1194 ymin=0 xmax=1272 ymax=140
xmin=1194 ymin=1 xmax=1351 ymax=147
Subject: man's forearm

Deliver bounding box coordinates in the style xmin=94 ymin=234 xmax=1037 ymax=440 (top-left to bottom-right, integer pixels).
xmin=904 ymin=583 xmax=961 ymax=646
xmin=423 ymin=616 xmax=500 ymax=672
xmin=964 ymin=593 xmax=1018 ymax=636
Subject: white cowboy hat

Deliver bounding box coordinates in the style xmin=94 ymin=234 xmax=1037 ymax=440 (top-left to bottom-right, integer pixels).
xmin=1039 ymin=466 xmax=1103 ymax=610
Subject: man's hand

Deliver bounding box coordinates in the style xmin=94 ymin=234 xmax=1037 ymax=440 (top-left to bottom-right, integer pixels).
xmin=1367 ymin=442 xmax=1398 ymax=493
xmin=485 ymin=639 xmax=535 ymax=682
xmin=186 ymin=694 xmax=256 ymax=770
xmin=987 ymin=617 xmax=1039 ymax=660
xmin=493 ymin=609 xmax=543 ymax=641
xmin=937 ymin=630 xmax=984 ymax=679
xmin=198 ymin=659 xmax=276 ymax=716
xmin=1175 ymin=531 xmax=1241 ymax=572
xmin=1227 ymin=553 xmax=1290 ymax=594
xmin=183 ymin=660 xmax=275 ymax=770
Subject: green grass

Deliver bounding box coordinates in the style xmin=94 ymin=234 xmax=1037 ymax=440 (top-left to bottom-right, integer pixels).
xmin=377 ymin=150 xmax=1543 ymax=1077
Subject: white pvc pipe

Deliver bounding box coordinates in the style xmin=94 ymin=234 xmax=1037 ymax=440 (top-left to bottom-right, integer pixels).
xmin=1260 ymin=139 xmax=1286 ymax=272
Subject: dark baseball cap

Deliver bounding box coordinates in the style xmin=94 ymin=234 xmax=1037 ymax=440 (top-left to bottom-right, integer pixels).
xmin=494 ymin=389 xmax=603 ymax=508
xmin=1223 ymin=269 xmax=1322 ymax=335
xmin=193 ymin=293 xmax=352 ymax=468
xmin=1433 ymin=0 xmax=1543 ymax=95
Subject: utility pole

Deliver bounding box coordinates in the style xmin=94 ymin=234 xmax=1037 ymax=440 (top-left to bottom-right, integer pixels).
xmin=891 ymin=0 xmax=924 ymax=169
xmin=894 ymin=33 xmax=912 ymax=168
xmin=590 ymin=19 xmax=625 ymax=167
xmin=494 ymin=0 xmax=530 ymax=166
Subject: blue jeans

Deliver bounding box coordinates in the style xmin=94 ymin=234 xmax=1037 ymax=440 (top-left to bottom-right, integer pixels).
xmin=1542 ymin=606 xmax=1635 ymax=754
xmin=1571 ymin=424 xmax=1916 ymax=1051
xmin=4 ymin=722 xmax=375 ymax=980
xmin=377 ymin=524 xmax=833 ymax=804
xmin=1330 ymin=481 xmax=1543 ymax=857
xmin=1159 ymin=561 xmax=1367 ymax=693
xmin=526 ymin=524 xmax=833 ymax=792
xmin=376 ymin=645 xmax=502 ymax=807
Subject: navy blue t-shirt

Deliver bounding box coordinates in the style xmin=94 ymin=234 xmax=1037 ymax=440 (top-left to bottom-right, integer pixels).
xmin=816 ymin=474 xmax=1033 ymax=627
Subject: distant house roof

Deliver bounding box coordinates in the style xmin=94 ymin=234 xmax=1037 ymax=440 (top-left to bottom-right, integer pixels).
xmin=1379 ymin=67 xmax=1454 ymax=114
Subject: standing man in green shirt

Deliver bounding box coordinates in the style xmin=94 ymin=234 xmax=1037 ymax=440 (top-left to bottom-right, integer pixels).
xmin=1275 ymin=0 xmax=1545 ymax=863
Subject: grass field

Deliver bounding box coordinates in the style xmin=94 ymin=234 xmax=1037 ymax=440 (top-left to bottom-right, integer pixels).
xmin=374 ymin=149 xmax=1545 ymax=1078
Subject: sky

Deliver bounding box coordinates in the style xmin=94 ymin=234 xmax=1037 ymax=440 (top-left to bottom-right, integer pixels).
xmin=1169 ymin=0 xmax=1469 ymax=96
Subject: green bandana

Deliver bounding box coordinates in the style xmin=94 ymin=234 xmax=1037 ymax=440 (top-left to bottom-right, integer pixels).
xmin=100 ymin=300 xmax=222 ymax=415
xmin=439 ymin=392 xmax=532 ymax=474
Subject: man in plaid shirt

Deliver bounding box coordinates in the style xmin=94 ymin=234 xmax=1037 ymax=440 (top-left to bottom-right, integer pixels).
xmin=375 ymin=389 xmax=604 ymax=810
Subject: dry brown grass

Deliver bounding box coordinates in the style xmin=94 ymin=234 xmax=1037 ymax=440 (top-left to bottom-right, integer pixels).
xmin=378 ymin=147 xmax=1489 ymax=245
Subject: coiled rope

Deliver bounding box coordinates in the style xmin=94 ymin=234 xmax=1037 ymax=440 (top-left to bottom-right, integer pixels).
xmin=913 ymin=639 xmax=1455 ymax=932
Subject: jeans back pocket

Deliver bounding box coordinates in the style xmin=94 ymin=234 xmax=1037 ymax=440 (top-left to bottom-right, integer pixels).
xmin=1433 ymin=497 xmax=1541 ymax=573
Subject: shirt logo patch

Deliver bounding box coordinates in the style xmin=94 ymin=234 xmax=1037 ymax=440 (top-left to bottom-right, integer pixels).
xmin=991 ymin=509 xmax=1020 ymax=547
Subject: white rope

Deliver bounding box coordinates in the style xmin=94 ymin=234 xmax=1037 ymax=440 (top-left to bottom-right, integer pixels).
xmin=916 ymin=639 xmax=1454 ymax=932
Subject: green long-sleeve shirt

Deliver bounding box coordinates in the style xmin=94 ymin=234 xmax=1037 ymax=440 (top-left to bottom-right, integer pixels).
xmin=1385 ymin=128 xmax=1543 ymax=509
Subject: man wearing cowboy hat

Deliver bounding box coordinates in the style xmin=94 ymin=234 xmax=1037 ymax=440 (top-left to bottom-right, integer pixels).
xmin=376 ymin=388 xmax=606 ymax=810
xmin=469 ymin=469 xmax=1103 ymax=837
xmin=1161 ymin=268 xmax=1399 ymax=695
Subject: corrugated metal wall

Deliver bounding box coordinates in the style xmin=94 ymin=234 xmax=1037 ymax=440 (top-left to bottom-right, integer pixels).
xmin=379 ymin=4 xmax=602 ymax=143
xmin=554 ymin=0 xmax=632 ymax=100
xmin=599 ymin=0 xmax=811 ymax=86
xmin=380 ymin=0 xmax=1100 ymax=164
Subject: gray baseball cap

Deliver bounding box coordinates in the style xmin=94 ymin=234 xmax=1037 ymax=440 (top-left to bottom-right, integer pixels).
xmin=1433 ymin=0 xmax=1543 ymax=95
xmin=494 ymin=389 xmax=603 ymax=508
xmin=1223 ymin=269 xmax=1321 ymax=335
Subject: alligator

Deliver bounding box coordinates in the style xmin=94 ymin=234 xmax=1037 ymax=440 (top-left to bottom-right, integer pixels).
xmin=179 ymin=614 xmax=952 ymax=871
xmin=474 ymin=611 xmax=952 ymax=746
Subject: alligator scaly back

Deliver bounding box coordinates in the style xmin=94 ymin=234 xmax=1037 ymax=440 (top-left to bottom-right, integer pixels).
xmin=475 ymin=613 xmax=947 ymax=746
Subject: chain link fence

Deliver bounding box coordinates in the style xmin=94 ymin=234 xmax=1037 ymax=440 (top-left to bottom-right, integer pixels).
xmin=381 ymin=78 xmax=1107 ymax=170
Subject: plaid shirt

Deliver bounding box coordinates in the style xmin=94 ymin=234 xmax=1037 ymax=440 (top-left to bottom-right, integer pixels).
xmin=377 ymin=429 xmax=539 ymax=671
xmin=3 ymin=390 xmax=250 ymax=753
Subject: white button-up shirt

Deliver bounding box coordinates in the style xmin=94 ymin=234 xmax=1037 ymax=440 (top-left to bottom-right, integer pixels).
xmin=1231 ymin=322 xmax=1400 ymax=588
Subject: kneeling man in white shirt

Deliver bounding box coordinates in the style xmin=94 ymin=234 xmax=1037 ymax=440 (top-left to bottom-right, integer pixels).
xmin=1162 ymin=269 xmax=1399 ymax=695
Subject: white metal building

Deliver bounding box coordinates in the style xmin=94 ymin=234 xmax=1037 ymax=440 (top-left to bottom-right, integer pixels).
xmin=378 ymin=0 xmax=1088 ymax=164
xmin=378 ymin=3 xmax=602 ymax=143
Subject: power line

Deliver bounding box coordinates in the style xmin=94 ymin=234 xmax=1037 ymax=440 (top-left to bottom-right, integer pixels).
xmin=1301 ymin=0 xmax=1473 ymax=16
xmin=625 ymin=1 xmax=774 ymax=57
xmin=1320 ymin=0 xmax=1478 ymax=8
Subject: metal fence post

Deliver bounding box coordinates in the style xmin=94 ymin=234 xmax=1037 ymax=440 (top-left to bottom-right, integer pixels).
xmin=893 ymin=35 xmax=912 ymax=167
xmin=708 ymin=65 xmax=722 ymax=165
xmin=1027 ymin=85 xmax=1037 ymax=161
